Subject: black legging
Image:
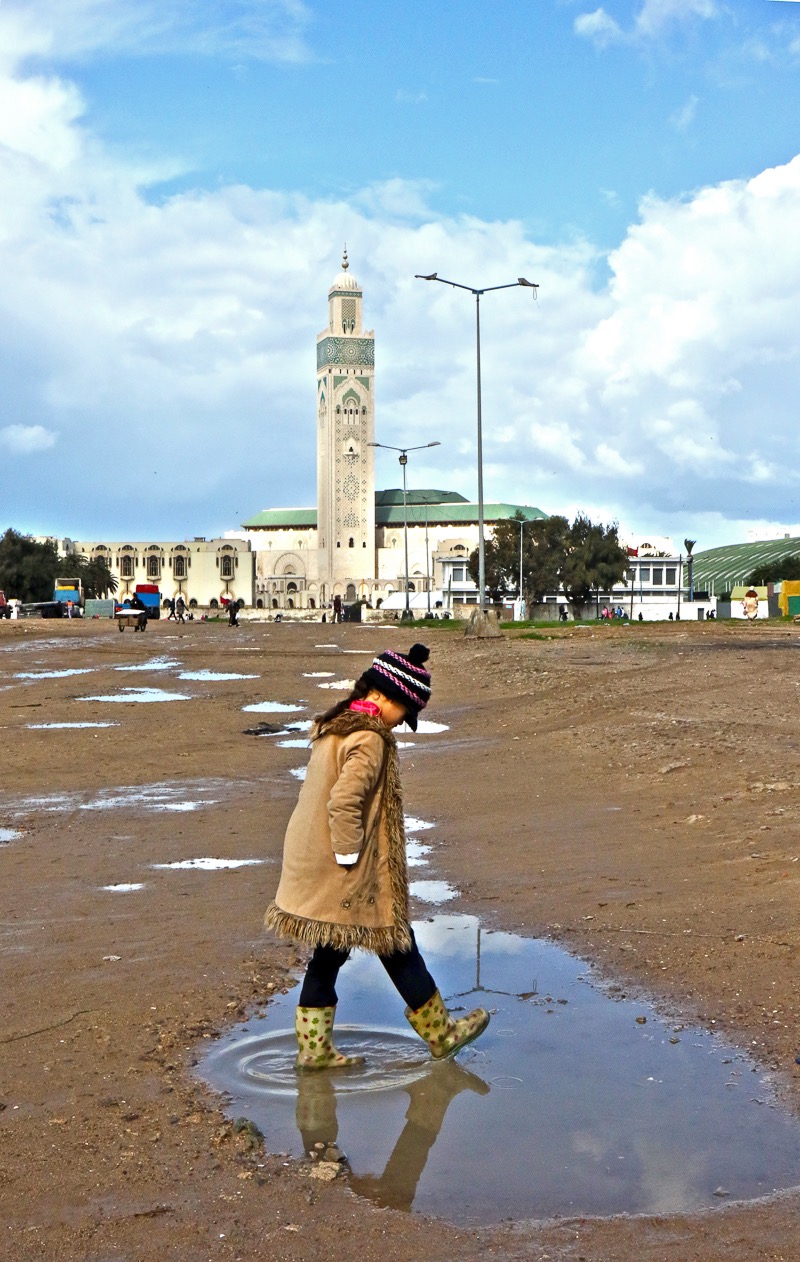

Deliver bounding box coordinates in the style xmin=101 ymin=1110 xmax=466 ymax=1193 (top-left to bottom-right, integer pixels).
xmin=299 ymin=927 xmax=437 ymax=1013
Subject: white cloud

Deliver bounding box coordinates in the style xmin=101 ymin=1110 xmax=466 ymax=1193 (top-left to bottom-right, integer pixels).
xmin=1 ymin=36 xmax=800 ymax=551
xmin=574 ymin=8 xmax=625 ymax=48
xmin=0 ymin=0 xmax=313 ymax=68
xmin=575 ymin=0 xmax=718 ymax=47
xmin=669 ymin=94 xmax=699 ymax=131
xmin=0 ymin=425 xmax=58 ymax=453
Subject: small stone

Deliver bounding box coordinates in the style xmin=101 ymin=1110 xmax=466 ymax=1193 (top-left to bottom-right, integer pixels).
xmin=308 ymin=1161 xmax=340 ymax=1182
xmin=635 ymin=1016 xmax=647 ymax=1025
xmin=713 ymin=1187 xmax=729 ymax=1198
xmin=323 ymin=1144 xmax=344 ymax=1162
xmin=314 ymin=1141 xmax=325 ymax=1150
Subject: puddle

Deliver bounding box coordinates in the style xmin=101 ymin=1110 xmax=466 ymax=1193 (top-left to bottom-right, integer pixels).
xmin=101 ymin=883 xmax=144 ymax=892
xmin=242 ymin=701 xmax=307 ymax=714
xmin=178 ymin=670 xmax=259 ymax=682
xmin=277 ymin=739 xmax=310 ymax=749
xmin=198 ymin=913 xmax=800 ymax=1225
xmin=14 ymin=668 xmax=96 ymax=679
xmin=315 ymin=644 xmax=339 ymax=648
xmin=0 ymin=828 xmax=23 ymax=844
xmin=151 ymin=857 xmax=265 ymax=871
xmin=405 ymin=839 xmax=432 ymax=867
xmin=80 ymin=688 xmax=192 ymax=703
xmin=115 ymin=658 xmax=181 ymax=673
xmin=289 ymin=767 xmax=307 ymax=781
xmin=405 ymin=816 xmax=435 ymax=833
xmin=303 ymin=672 xmax=335 ymax=678
xmin=27 ymin=722 xmax=119 ymax=730
xmin=409 ymin=879 xmax=459 ymax=903
xmin=0 ymin=780 xmax=227 ymax=818
xmin=317 ymin=679 xmax=354 ymax=690
xmin=397 ymin=719 xmax=450 ymax=735
xmin=396 ymin=741 xmax=416 ymax=748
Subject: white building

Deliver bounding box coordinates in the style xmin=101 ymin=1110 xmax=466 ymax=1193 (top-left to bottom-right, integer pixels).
xmin=67 ymin=536 xmax=255 ymax=609
xmin=239 ymin=253 xmax=544 ymax=611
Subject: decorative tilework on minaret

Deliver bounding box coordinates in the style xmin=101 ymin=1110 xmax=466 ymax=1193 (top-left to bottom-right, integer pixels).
xmin=316 ymin=250 xmax=376 ymax=596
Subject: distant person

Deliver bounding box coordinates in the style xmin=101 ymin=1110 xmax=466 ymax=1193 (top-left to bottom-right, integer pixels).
xmin=66 ymin=600 xmax=74 ymax=620
xmin=265 ymin=644 xmax=489 ymax=1068
xmin=559 ymin=606 xmax=568 ymax=622
xmin=742 ymin=589 xmax=759 ymax=621
xmin=668 ymin=612 xmax=674 ymax=621
xmin=167 ymin=597 xmax=176 ymax=621
xmin=175 ymin=596 xmax=186 ymax=623
xmin=228 ymin=599 xmax=239 ymax=627
xmin=333 ymin=594 xmax=343 ymax=624
xmin=638 ymin=612 xmax=643 ymax=622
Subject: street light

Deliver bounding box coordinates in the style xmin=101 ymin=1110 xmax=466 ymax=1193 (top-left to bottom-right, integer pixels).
xmin=369 ymin=440 xmax=441 ymax=621
xmin=517 ymin=518 xmax=531 ymax=615
xmin=416 ymin=272 xmax=538 ymax=623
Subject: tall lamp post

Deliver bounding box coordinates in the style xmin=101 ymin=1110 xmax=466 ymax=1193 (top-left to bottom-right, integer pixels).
xmin=369 ymin=441 xmax=441 ymax=621
xmin=415 ymin=272 xmax=538 ymax=625
xmin=517 ymin=518 xmax=531 ymax=615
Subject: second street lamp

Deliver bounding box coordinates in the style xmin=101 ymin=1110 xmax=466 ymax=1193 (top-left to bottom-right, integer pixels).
xmin=416 ymin=272 xmax=538 ymax=626
xmin=369 ymin=441 xmax=441 ymax=620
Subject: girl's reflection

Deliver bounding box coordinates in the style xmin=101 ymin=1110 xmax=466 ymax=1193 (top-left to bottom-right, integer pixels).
xmin=295 ymin=1060 xmax=490 ymax=1212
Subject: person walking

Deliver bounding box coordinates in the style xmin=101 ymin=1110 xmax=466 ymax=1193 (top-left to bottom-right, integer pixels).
xmin=265 ymin=643 xmax=489 ymax=1070
xmin=175 ymin=596 xmax=186 ymax=623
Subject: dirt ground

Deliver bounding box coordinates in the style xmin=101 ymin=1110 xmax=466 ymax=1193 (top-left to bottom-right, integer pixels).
xmin=1 ymin=615 xmax=799 ymax=1262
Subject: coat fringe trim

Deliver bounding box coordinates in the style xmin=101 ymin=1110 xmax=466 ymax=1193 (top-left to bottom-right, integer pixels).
xmin=268 ymin=707 xmax=412 ymax=957
xmin=264 ymin=903 xmax=413 ymax=955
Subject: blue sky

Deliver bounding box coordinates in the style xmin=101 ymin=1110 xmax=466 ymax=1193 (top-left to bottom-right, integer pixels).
xmin=1 ymin=0 xmax=800 ymax=551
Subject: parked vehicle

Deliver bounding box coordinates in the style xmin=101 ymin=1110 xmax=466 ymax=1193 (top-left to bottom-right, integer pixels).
xmin=0 ymin=590 xmax=12 ymax=619
xmin=54 ymin=578 xmax=83 ymax=616
xmin=134 ymin=583 xmax=161 ymax=619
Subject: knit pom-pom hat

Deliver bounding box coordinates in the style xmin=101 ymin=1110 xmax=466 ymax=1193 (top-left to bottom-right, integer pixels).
xmin=360 ymin=643 xmax=431 ymax=731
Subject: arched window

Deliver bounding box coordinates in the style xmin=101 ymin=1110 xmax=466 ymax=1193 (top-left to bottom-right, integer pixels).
xmin=209 ymin=598 xmax=219 ymax=609
xmin=348 ymin=537 xmax=354 ymax=548
xmin=287 ymin=598 xmax=295 ymax=609
xmin=309 ymin=597 xmax=316 ymax=609
xmin=121 ymin=556 xmax=134 ymax=579
xmin=256 ymin=598 xmax=264 ymax=609
xmin=287 ymin=582 xmax=298 ymax=593
xmin=173 ymin=555 xmax=186 ymax=579
xmin=346 ymin=583 xmax=356 ymax=601
xmin=189 ymin=598 xmax=198 ymax=608
xmin=220 ymin=555 xmax=234 ymax=580
xmin=147 ymin=555 xmax=161 ymax=579
xmin=272 ymin=598 xmax=279 ymax=609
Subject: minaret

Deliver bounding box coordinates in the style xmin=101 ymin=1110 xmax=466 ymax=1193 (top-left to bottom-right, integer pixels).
xmin=315 ymin=249 xmax=376 ymax=597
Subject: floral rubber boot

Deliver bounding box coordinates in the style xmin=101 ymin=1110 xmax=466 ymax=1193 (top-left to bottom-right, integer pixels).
xmin=405 ymin=990 xmax=490 ymax=1060
xmin=294 ymin=1005 xmax=365 ymax=1071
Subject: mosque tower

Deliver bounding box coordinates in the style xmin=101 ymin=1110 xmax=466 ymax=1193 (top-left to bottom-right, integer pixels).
xmin=315 ymin=249 xmax=376 ymax=599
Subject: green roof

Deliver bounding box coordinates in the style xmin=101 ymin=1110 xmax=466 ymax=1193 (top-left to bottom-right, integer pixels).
xmin=693 ymin=537 xmax=800 ymax=594
xmin=242 ymin=497 xmax=546 ymax=530
xmin=375 ymin=489 xmax=469 ymax=507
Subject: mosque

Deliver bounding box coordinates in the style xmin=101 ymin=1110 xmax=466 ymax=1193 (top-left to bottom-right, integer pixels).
xmin=239 ymin=253 xmax=545 ymax=612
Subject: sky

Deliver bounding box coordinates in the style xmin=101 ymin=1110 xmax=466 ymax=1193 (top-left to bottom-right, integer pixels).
xmin=1 ymin=0 xmax=800 ymax=553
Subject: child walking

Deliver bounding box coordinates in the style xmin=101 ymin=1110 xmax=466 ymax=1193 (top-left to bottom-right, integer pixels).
xmin=265 ymin=643 xmax=489 ymax=1070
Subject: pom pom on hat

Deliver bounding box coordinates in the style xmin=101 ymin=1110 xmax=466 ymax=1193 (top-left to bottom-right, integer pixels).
xmin=360 ymin=643 xmax=432 ymax=731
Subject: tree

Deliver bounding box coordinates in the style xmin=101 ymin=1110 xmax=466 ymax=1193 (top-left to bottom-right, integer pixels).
xmin=748 ymin=556 xmax=800 ymax=586
xmin=559 ymin=515 xmax=629 ymax=608
xmin=64 ymin=552 xmax=118 ymax=599
xmin=0 ymin=529 xmax=60 ymax=602
xmin=467 ymin=512 xmax=628 ymax=609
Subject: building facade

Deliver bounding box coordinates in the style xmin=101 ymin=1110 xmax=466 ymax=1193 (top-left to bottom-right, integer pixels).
xmin=67 ymin=536 xmax=255 ymax=608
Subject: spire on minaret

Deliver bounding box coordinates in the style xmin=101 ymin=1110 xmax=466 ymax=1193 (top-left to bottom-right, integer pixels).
xmin=341 ymin=244 xmax=349 ymax=272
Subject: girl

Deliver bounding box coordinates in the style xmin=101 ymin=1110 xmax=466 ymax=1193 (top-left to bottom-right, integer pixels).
xmin=265 ymin=643 xmax=489 ymax=1069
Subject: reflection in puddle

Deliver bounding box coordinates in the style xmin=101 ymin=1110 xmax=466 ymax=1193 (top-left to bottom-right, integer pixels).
xmin=289 ymin=767 xmax=307 ymax=781
xmin=27 ymin=722 xmax=119 ymax=730
xmin=178 ymin=670 xmax=259 ymax=681
xmin=80 ymin=688 xmax=191 ymax=703
xmin=199 ymin=914 xmax=800 ymax=1225
xmin=152 ymin=857 xmax=265 ymax=871
xmin=317 ymin=679 xmax=354 ymax=690
xmin=101 ymin=883 xmax=144 ymax=892
xmin=405 ymin=816 xmax=435 ymax=833
xmin=303 ymin=672 xmax=335 ymax=678
xmin=15 ymin=668 xmax=95 ymax=679
xmin=277 ymin=739 xmax=310 ymax=749
xmin=242 ymin=701 xmax=306 ymax=714
xmin=0 ymin=828 xmax=22 ymax=844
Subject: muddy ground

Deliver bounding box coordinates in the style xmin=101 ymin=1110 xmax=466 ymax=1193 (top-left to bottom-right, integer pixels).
xmin=1 ymin=616 xmax=798 ymax=1261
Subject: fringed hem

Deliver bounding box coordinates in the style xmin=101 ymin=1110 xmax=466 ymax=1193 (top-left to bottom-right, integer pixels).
xmin=265 ymin=902 xmax=413 ymax=956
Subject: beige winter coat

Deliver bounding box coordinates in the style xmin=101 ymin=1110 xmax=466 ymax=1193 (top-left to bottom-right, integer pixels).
xmin=264 ymin=709 xmax=412 ymax=955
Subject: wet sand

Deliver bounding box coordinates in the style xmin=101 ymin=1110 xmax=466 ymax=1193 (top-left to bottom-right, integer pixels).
xmin=1 ymin=617 xmax=799 ymax=1261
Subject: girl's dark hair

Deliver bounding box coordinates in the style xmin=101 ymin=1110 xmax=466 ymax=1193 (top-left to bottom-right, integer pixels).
xmin=315 ymin=675 xmax=370 ymax=728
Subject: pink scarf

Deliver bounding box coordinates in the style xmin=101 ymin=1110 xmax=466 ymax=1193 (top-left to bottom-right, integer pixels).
xmin=349 ymin=699 xmax=382 ymax=719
